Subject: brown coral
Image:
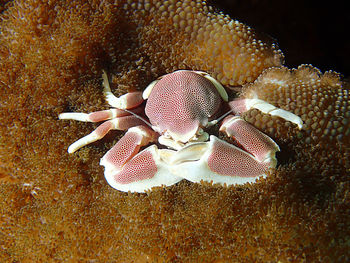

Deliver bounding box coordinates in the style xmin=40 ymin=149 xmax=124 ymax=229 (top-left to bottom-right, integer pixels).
xmin=239 ymin=65 xmax=349 ymax=171
xmin=121 ymin=0 xmax=283 ymax=85
xmin=0 ymin=0 xmax=349 ymax=262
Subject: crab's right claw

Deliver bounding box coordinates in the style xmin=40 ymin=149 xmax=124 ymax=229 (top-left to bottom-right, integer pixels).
xmin=171 ymin=135 xmax=276 ymax=186
xmin=100 ymin=126 xmax=182 ymax=192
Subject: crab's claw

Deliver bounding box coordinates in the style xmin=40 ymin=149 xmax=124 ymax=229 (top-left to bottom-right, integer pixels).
xmin=100 ymin=126 xmax=182 ymax=192
xmin=171 ymin=117 xmax=280 ymax=186
xmin=171 ymin=136 xmax=273 ymax=185
xmin=219 ymin=116 xmax=280 ymax=164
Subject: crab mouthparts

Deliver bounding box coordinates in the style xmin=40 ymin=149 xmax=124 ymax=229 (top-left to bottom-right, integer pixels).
xmin=157 ymin=125 xmax=210 ymax=151
xmin=171 ymin=142 xmax=208 ymax=164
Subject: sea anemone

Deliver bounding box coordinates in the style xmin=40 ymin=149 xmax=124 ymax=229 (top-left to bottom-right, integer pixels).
xmin=0 ymin=0 xmax=348 ymax=262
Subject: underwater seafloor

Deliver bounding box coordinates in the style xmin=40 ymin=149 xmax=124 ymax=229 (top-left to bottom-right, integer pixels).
xmin=0 ymin=0 xmax=349 ymax=262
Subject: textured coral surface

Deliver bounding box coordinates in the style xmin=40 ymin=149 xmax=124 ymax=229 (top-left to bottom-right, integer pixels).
xmin=240 ymin=65 xmax=349 ymax=169
xmin=0 ymin=0 xmax=349 ymax=262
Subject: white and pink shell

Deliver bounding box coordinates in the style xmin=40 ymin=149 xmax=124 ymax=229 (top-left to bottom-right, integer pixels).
xmin=59 ymin=70 xmax=303 ymax=192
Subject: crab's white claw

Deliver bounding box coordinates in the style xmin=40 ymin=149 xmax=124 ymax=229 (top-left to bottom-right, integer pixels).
xmin=171 ymin=136 xmax=275 ymax=185
xmin=100 ymin=126 xmax=182 ymax=192
xmin=220 ymin=116 xmax=280 ymax=164
xmin=229 ymin=98 xmax=303 ymax=129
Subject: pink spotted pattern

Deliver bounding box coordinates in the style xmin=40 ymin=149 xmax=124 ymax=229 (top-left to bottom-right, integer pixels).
xmin=228 ymin=99 xmax=248 ymax=115
xmin=124 ymin=92 xmax=144 ymax=108
xmin=208 ymin=139 xmax=269 ymax=177
xmin=89 ymin=110 xmax=112 ymax=122
xmin=103 ymin=130 xmax=143 ymax=170
xmin=145 ymin=71 xmax=221 ymax=138
xmin=114 ymin=149 xmax=157 ymax=184
xmin=222 ymin=117 xmax=278 ymax=162
xmin=113 ymin=115 xmax=146 ymax=131
xmin=95 ymin=121 xmax=113 ymax=137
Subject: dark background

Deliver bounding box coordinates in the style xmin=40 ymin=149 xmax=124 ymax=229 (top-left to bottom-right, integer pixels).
xmin=211 ymin=0 xmax=350 ymax=78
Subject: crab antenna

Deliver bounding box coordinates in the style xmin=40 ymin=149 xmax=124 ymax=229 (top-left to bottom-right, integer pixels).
xmin=121 ymin=108 xmax=154 ymax=129
xmin=207 ymin=109 xmax=233 ymax=126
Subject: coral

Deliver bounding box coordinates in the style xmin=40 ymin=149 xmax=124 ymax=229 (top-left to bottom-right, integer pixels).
xmin=239 ymin=65 xmax=349 ymax=172
xmin=0 ymin=0 xmax=349 ymax=262
xmin=120 ymin=0 xmax=283 ymax=86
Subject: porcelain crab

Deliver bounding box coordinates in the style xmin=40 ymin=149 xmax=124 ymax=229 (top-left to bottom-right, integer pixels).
xmin=59 ymin=70 xmax=303 ymax=192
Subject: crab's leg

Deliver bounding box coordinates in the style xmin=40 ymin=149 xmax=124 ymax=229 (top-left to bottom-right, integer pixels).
xmin=102 ymin=70 xmax=144 ymax=109
xmin=229 ymin=98 xmax=303 ymax=129
xmin=61 ymin=115 xmax=146 ymax=153
xmin=58 ymin=106 xmax=144 ymax=123
xmin=59 ymin=70 xmax=148 ymax=153
xmin=59 ymin=70 xmax=144 ymax=122
xmin=100 ymin=126 xmax=182 ymax=192
xmin=59 ymin=70 xmax=145 ymax=123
